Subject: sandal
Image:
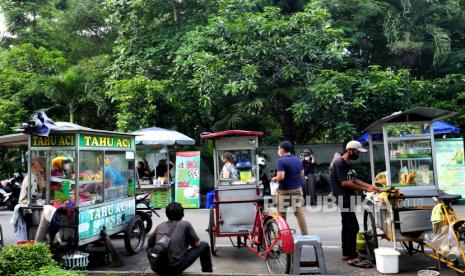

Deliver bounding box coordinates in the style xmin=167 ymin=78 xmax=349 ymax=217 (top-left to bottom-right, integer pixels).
xmin=347 ymin=257 xmax=373 ymax=268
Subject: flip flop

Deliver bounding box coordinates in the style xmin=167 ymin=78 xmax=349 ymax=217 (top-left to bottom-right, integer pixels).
xmin=347 ymin=258 xmax=373 ymax=268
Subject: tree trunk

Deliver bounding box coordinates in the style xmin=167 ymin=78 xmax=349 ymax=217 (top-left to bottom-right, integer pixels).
xmin=171 ymin=0 xmax=181 ymax=23
xmin=279 ymin=106 xmax=295 ymax=144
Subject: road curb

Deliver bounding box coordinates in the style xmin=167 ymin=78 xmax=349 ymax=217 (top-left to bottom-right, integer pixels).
xmin=87 ymin=272 xmax=282 ymax=276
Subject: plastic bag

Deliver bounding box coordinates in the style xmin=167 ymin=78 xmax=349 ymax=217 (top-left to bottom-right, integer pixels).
xmin=270 ymin=182 xmax=279 ymax=196
xmin=425 ymin=224 xmax=461 ymax=261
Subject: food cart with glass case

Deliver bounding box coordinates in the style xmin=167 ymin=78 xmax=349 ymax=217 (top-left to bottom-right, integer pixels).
xmin=362 ymin=108 xmax=465 ymax=267
xmin=201 ymin=130 xmax=263 ymax=255
xmin=17 ymin=122 xmax=145 ymax=255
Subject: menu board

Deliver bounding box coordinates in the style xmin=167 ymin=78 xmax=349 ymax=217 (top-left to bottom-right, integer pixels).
xmin=436 ymin=138 xmax=465 ymax=196
xmin=175 ymin=151 xmax=201 ymax=208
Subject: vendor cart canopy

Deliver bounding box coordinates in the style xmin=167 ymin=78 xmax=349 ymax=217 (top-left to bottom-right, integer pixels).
xmin=363 ymin=107 xmax=457 ymax=133
xmin=358 ymin=120 xmax=461 ymax=143
xmin=0 ymin=133 xmax=28 ymax=147
xmin=132 ymin=127 xmax=195 ymax=146
xmin=0 ymin=122 xmax=133 ymax=148
xmin=201 ymin=130 xmax=264 ymax=140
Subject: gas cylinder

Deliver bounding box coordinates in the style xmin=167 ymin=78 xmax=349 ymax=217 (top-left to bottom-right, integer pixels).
xmin=356 ymin=232 xmax=366 ymax=253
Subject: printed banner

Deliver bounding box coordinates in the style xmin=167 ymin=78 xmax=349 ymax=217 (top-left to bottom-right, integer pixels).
xmin=78 ymin=198 xmax=135 ymax=240
xmin=175 ymin=151 xmax=200 ymax=208
xmin=79 ymin=134 xmax=134 ymax=149
xmin=31 ymin=134 xmax=75 ymax=147
xmin=436 ymin=138 xmax=465 ymax=196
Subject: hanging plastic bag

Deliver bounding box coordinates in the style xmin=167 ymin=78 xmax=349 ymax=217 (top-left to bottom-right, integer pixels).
xmin=425 ymin=224 xmax=461 ymax=261
xmin=19 ymin=111 xmax=56 ymax=136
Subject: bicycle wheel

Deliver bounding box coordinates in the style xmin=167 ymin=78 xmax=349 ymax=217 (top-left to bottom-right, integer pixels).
xmin=264 ymin=218 xmax=291 ymax=274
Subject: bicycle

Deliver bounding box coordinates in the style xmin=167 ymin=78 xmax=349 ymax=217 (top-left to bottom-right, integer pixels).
xmin=246 ymin=197 xmax=294 ymax=274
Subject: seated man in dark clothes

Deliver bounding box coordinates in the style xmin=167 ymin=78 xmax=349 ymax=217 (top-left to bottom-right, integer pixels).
xmin=147 ymin=202 xmax=213 ymax=275
xmin=137 ymin=161 xmax=153 ymax=178
xmin=155 ymin=159 xmax=173 ymax=179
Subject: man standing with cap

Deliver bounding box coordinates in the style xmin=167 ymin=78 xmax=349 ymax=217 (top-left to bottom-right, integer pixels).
xmin=331 ymin=140 xmax=380 ymax=268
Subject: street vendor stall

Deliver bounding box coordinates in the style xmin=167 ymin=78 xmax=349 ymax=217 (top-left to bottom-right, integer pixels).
xmin=0 ymin=122 xmax=146 ymax=259
xmin=131 ymin=127 xmax=195 ymax=232
xmin=361 ymin=108 xmax=465 ymax=273
xmin=132 ymin=127 xmax=195 ymax=206
xmin=201 ymin=130 xmax=263 ymax=254
xmin=201 ymin=130 xmax=294 ymax=274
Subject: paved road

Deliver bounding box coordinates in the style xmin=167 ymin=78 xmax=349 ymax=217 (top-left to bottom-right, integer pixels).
xmin=1 ymin=204 xmax=464 ymax=275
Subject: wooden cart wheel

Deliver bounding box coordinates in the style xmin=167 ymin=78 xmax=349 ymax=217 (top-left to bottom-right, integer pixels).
xmin=208 ymin=207 xmax=217 ymax=256
xmin=363 ymin=210 xmax=378 ymax=263
xmin=124 ymin=217 xmax=146 ymax=255
xmin=136 ymin=210 xmax=153 ymax=234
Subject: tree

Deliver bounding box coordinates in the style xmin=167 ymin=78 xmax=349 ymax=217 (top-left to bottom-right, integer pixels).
xmin=173 ymin=0 xmax=347 ymax=142
xmin=106 ymin=76 xmax=170 ymax=131
xmin=292 ymin=66 xmax=425 ymax=141
xmin=321 ymin=0 xmax=465 ymax=77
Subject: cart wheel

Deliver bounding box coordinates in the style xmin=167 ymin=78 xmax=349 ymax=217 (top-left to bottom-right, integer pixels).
xmin=264 ymin=218 xmax=291 ymax=274
xmin=0 ymin=224 xmax=4 ymax=248
xmin=208 ymin=207 xmax=217 ymax=256
xmin=363 ymin=210 xmax=378 ymax=263
xmin=136 ymin=210 xmax=153 ymax=234
xmin=124 ymin=217 xmax=146 ymax=255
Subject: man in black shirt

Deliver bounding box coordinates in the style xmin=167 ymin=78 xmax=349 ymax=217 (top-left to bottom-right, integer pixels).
xmin=147 ymin=202 xmax=213 ymax=274
xmin=331 ymin=141 xmax=379 ymax=268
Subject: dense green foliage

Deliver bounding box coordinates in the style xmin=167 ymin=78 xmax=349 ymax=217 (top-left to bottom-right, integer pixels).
xmin=1 ymin=0 xmax=465 ymax=146
xmin=0 ymin=243 xmax=82 ymax=276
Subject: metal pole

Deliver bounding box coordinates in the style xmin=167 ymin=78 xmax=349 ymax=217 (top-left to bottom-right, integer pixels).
xmin=368 ymin=132 xmax=375 ymax=185
xmin=382 ymin=126 xmax=392 ymax=187
xmin=430 ymin=122 xmax=439 ymax=193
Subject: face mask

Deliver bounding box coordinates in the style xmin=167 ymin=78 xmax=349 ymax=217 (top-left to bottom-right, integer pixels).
xmin=349 ymin=153 xmax=360 ymax=160
xmin=304 ymin=156 xmax=310 ymax=161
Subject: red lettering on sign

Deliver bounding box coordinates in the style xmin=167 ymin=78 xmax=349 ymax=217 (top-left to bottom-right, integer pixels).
xmin=178 ymin=181 xmax=190 ymax=187
xmin=187 ymin=162 xmax=198 ymax=169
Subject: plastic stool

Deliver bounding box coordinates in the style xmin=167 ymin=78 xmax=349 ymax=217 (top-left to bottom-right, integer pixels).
xmin=292 ymin=234 xmax=327 ymax=275
xmin=206 ymin=190 xmax=216 ymax=208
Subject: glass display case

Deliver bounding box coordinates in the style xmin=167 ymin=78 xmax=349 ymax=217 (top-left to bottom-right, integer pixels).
xmin=26 ymin=128 xmax=137 ymax=244
xmin=385 ymin=123 xmax=435 ymax=187
xmin=365 ymin=108 xmax=457 ymax=194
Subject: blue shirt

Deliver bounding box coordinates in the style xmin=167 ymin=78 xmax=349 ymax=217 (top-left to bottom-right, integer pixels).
xmin=276 ymin=155 xmax=304 ymax=190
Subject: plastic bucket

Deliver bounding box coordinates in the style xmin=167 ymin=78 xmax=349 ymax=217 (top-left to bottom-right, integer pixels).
xmin=375 ymin=247 xmax=401 ymax=274
xmin=418 ymin=270 xmax=440 ymax=276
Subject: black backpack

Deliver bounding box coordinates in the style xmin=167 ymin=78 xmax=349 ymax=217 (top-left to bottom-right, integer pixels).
xmin=147 ymin=221 xmax=179 ymax=271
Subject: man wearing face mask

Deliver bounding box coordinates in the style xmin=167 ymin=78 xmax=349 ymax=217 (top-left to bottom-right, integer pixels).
xmin=331 ymin=141 xmax=380 ymax=268
xmin=271 ymin=141 xmax=309 ymax=235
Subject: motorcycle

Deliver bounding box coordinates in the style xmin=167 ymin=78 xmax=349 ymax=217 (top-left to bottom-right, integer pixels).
xmin=135 ymin=192 xmax=160 ymax=234
xmin=257 ymin=155 xmax=271 ymax=196
xmin=0 ymin=172 xmax=23 ymax=210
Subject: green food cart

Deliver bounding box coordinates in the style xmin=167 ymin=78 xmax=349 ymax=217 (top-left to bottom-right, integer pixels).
xmin=0 ymin=122 xmax=146 ymax=255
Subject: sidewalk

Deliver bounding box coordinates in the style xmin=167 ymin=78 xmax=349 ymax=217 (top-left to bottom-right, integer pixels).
xmin=1 ymin=206 xmax=464 ymax=275
xmin=85 ymin=207 xmax=459 ymax=275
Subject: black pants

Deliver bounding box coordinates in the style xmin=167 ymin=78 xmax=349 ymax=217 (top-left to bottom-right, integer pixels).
xmin=303 ymin=174 xmax=316 ymax=205
xmin=158 ymin=241 xmax=213 ymax=275
xmin=341 ymin=211 xmax=359 ymax=258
